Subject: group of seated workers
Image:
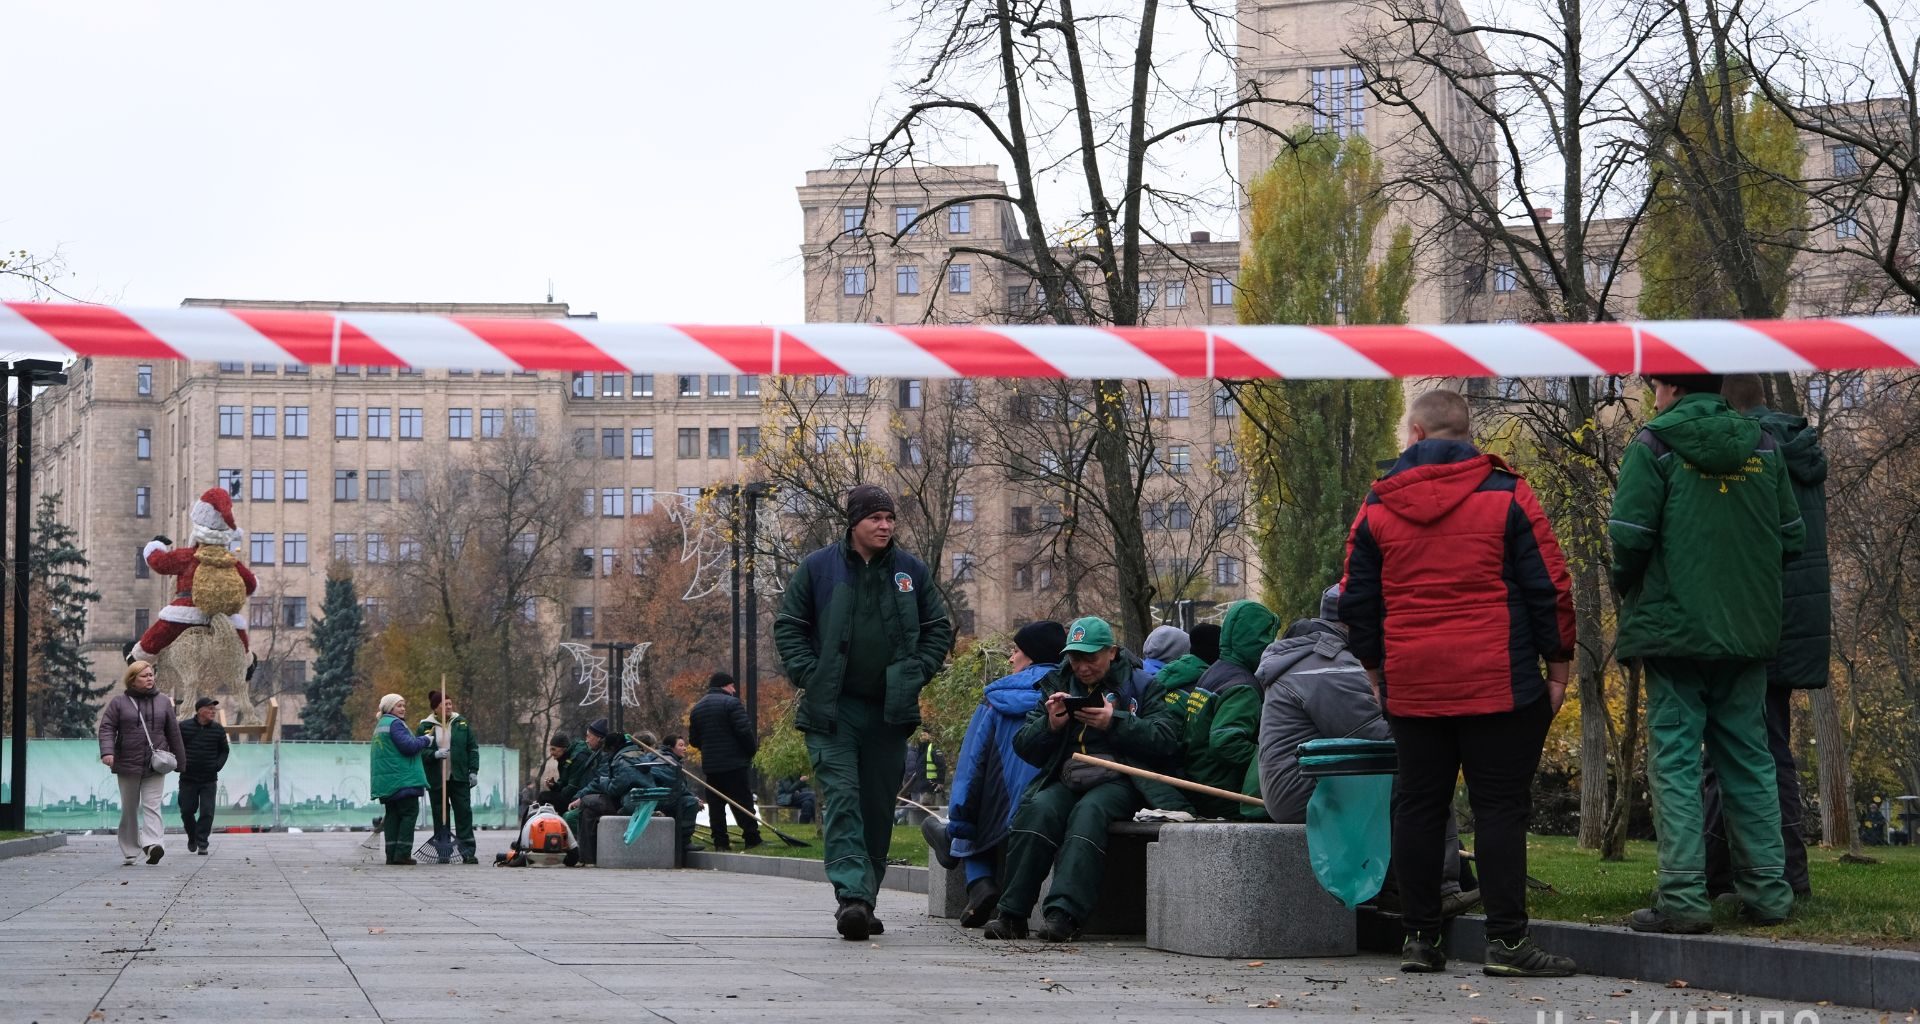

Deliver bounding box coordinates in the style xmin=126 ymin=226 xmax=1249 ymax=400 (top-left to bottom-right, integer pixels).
xmin=539 ymin=718 xmax=704 ymax=864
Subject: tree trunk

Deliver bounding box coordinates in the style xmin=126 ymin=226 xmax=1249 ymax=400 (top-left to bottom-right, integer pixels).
xmin=1575 ymin=559 xmax=1611 ymax=850
xmin=1091 ymin=379 xmax=1153 ymax=649
xmin=1810 ymin=685 xmax=1858 ymax=852
xmin=1600 ymin=657 xmax=1641 ymax=860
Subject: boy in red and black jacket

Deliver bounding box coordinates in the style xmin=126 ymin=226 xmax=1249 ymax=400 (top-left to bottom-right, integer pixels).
xmin=1340 ymin=388 xmax=1577 ymax=979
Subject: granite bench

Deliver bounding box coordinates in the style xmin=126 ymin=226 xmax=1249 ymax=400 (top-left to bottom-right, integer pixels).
xmin=594 ymin=815 xmax=678 ymax=869
xmin=928 ymin=820 xmax=1163 ymax=934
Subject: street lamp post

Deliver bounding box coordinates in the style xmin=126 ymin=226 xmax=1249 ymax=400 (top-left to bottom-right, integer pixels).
xmin=591 ymin=641 xmax=635 ymax=735
xmin=2 ymin=359 xmax=69 ymax=832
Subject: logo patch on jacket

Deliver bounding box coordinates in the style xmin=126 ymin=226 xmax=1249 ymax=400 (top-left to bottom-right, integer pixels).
xmin=894 ymin=572 xmax=914 ymax=593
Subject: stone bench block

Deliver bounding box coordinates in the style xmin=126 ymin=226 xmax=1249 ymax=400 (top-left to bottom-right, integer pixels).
xmin=597 ymin=815 xmax=676 ymax=869
xmin=928 ymin=862 xmax=968 ymax=919
xmin=1146 ymin=823 xmax=1355 ymax=958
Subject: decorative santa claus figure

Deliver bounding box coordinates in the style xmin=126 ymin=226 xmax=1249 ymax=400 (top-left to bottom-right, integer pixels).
xmin=130 ymin=486 xmax=257 ymax=663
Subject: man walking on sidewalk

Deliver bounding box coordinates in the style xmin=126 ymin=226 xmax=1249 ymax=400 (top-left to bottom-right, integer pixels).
xmin=177 ymin=697 xmax=229 ymax=855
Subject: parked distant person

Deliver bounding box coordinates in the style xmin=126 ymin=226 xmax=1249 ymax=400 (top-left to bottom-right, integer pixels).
xmin=1140 ymin=625 xmax=1190 ymax=678
xmin=370 ymin=693 xmax=445 ymax=866
xmin=98 ymin=661 xmax=185 ymax=866
xmin=419 ymin=691 xmax=480 ymax=864
xmin=777 ymin=776 xmax=817 ymax=825
xmin=687 ymin=672 xmax=762 ymax=851
xmin=1610 ymin=373 xmax=1804 ymax=933
xmin=1342 ymin=388 xmax=1577 ymax=977
xmin=1701 ymin=374 xmax=1826 ymax=900
xmin=904 ymin=730 xmax=946 ymax=809
xmin=925 ymin=619 xmax=1065 ymax=926
xmin=177 ymin=696 xmax=230 ymax=855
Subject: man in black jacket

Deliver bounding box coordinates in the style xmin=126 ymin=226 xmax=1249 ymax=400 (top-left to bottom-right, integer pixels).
xmin=177 ymin=697 xmax=230 ymax=855
xmin=687 ymin=672 xmax=761 ymax=850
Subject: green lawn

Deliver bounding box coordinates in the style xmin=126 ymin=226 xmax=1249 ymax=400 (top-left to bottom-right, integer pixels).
xmin=0 ymin=831 xmax=32 ymax=842
xmin=1524 ymin=835 xmax=1920 ymax=948
xmin=695 ymin=822 xmax=928 ymax=867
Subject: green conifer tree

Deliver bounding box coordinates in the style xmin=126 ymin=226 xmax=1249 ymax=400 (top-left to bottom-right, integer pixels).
xmin=302 ymin=564 xmax=363 ymax=740
xmin=28 ymin=493 xmax=105 ymax=737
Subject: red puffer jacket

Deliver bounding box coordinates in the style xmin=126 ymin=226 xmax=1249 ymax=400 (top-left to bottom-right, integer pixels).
xmin=1339 ymin=439 xmax=1575 ymax=718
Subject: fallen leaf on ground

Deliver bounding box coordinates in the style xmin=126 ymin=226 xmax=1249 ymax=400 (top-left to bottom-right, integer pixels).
xmin=367 ymin=927 xmax=385 ymax=934
xmin=1472 ymin=1017 xmax=1494 ymax=1023
xmin=1609 ymin=991 xmax=1631 ymax=998
xmin=1666 ymin=980 xmax=1690 ymax=989
xmin=1246 ymin=960 xmax=1266 ymax=967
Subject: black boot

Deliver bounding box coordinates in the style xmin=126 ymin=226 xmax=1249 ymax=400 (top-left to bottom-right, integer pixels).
xmin=1036 ymin=909 xmax=1078 ymax=943
xmin=961 ymin=877 xmax=1001 ymax=928
xmin=835 ymin=899 xmax=872 ymax=941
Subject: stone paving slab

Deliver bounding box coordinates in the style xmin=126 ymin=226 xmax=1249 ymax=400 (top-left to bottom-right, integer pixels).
xmin=0 ymin=833 xmax=1900 ymax=1023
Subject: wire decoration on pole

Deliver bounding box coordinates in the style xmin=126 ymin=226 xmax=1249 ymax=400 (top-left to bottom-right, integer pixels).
xmin=559 ymin=641 xmax=652 ymax=711
xmin=669 ymin=490 xmax=733 ymax=602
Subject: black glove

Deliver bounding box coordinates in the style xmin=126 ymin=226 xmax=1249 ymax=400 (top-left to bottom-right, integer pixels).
xmin=153 ymin=535 xmax=173 ymax=546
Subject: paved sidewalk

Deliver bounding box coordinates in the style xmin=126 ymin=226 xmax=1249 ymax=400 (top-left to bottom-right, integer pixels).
xmin=0 ymin=834 xmax=1887 ymax=1023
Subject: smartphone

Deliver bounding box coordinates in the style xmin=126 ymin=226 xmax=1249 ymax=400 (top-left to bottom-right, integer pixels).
xmin=1061 ymin=694 xmax=1106 ymax=712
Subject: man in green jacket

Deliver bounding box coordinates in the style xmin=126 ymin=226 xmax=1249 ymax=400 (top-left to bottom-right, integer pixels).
xmin=774 ymin=484 xmax=955 ymax=942
xmin=1186 ymin=601 xmax=1281 ymax=817
xmin=419 ymin=690 xmax=481 ymax=865
xmin=982 ymin=616 xmax=1181 ymax=943
xmin=1609 ymin=373 xmax=1806 ymax=934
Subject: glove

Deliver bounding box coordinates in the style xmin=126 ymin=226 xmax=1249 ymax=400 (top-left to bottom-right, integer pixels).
xmin=433 ymin=748 xmax=450 ymax=760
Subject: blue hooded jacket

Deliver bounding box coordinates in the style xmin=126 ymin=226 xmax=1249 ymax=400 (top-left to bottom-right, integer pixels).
xmin=945 ymin=663 xmax=1050 ymax=859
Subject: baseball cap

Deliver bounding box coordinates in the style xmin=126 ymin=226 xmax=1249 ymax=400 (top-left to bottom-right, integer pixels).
xmin=1062 ymin=616 xmax=1115 ymax=654
xmin=194 ymin=697 xmax=220 ymax=709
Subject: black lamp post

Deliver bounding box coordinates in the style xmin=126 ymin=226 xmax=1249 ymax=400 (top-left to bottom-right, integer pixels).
xmin=3 ymin=359 xmax=70 ymax=831
xmin=591 ymin=641 xmax=635 ymax=736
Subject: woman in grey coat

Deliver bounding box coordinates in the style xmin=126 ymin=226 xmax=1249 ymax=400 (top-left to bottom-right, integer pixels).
xmin=97 ymin=661 xmax=184 ymax=864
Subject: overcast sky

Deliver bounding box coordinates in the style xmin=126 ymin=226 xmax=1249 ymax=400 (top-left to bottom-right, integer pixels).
xmin=1 ymin=2 xmax=920 ymax=324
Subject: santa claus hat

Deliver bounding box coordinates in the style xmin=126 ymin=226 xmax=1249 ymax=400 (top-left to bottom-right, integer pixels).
xmin=191 ymin=487 xmax=237 ymax=531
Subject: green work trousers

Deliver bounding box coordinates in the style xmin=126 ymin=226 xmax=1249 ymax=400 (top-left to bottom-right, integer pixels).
xmin=994 ymin=779 xmax=1142 ymax=926
xmin=426 ymin=782 xmax=476 ymax=860
xmin=381 ymin=796 xmax=420 ymax=864
xmin=805 ymin=696 xmax=912 ymax=907
xmin=1644 ymin=657 xmax=1792 ymax=924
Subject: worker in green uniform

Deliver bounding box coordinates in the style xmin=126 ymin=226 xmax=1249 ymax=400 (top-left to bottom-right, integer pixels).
xmin=419 ymin=690 xmax=481 ymax=864
xmin=775 ymin=484 xmax=956 ymax=942
xmin=370 ymin=693 xmax=442 ymax=865
xmin=1609 ymin=372 xmax=1805 ymax=934
xmin=982 ymin=616 xmax=1181 ymax=943
xmin=1184 ymin=600 xmax=1281 ymax=817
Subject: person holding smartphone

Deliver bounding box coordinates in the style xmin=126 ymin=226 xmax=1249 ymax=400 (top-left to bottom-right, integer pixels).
xmin=981 ymin=616 xmax=1180 ymax=943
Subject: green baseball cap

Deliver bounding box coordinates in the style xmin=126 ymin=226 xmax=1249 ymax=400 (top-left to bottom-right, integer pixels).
xmin=1062 ymin=616 xmax=1115 ymax=654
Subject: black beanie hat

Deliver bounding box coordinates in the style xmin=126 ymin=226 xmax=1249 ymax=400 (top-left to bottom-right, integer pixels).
xmin=1190 ymin=622 xmax=1222 ymax=664
xmin=846 ymin=483 xmax=896 ymax=527
xmin=1013 ymin=620 xmax=1068 ymax=666
xmin=587 ymin=718 xmax=610 ymax=738
xmin=708 ymin=671 xmax=737 ymax=692
xmin=549 ymin=732 xmax=570 ymax=749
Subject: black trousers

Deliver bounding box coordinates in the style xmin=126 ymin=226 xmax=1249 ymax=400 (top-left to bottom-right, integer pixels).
xmin=178 ymin=779 xmax=218 ymax=849
xmin=1704 ymin=685 xmax=1811 ymax=895
xmin=704 ymin=767 xmax=762 ymax=848
xmin=1388 ymin=696 xmax=1553 ymax=941
xmin=579 ymin=793 xmax=617 ymax=865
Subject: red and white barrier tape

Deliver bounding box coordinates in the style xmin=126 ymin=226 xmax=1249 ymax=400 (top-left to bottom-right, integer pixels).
xmin=4 ymin=302 xmax=1919 ymax=378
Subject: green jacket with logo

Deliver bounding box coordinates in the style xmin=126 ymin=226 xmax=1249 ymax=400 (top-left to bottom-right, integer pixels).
xmin=1609 ymin=392 xmax=1806 ymax=660
xmin=1011 ymin=649 xmax=1181 ymax=801
xmin=418 ymin=713 xmax=480 ymax=789
xmin=774 ymin=538 xmax=955 ymax=734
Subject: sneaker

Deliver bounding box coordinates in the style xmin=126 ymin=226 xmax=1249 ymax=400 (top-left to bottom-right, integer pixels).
xmin=1484 ymin=936 xmax=1577 ymax=977
xmin=1441 ymin=888 xmax=1482 ymax=919
xmin=1036 ymin=909 xmax=1079 ymax=943
xmin=1627 ymin=907 xmax=1711 ymax=935
xmin=145 ymin=845 xmax=165 ymax=865
xmin=961 ymin=878 xmax=1002 ymax=928
xmin=836 ymin=900 xmax=872 ymax=941
xmin=1401 ymin=934 xmax=1447 ymax=973
xmin=981 ymin=913 xmax=1028 ymax=941
xmin=922 ymin=817 xmax=959 ymax=870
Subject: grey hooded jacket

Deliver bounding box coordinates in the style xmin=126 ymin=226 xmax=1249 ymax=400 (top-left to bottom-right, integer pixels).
xmin=1253 ymin=619 xmax=1388 ymax=824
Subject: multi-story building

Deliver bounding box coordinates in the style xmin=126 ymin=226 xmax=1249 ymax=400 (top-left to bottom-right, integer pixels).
xmin=32 ymin=300 xmax=765 ymax=732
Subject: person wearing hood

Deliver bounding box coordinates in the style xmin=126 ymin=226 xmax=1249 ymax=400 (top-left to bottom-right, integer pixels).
xmin=1610 ymin=373 xmax=1806 ymax=935
xmin=1698 ymin=374 xmax=1825 ymax=901
xmin=775 ymin=484 xmax=956 ymax=942
xmin=688 ymin=672 xmax=762 ymax=850
xmin=1180 ymin=600 xmax=1281 ymax=817
xmin=982 ymin=616 xmax=1179 ymax=943
xmin=569 ymin=723 xmax=638 ymax=866
xmin=1141 ymin=625 xmax=1190 ymax=678
xmin=1341 ymin=388 xmax=1577 ymax=978
xmin=924 ymin=620 xmax=1066 ymax=926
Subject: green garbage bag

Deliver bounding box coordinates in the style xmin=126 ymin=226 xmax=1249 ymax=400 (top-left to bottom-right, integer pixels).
xmin=1305 ymin=773 xmax=1393 ymax=908
xmin=622 ymin=786 xmax=672 ymax=844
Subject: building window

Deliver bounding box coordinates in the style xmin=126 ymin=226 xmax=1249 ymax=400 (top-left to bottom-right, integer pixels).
xmin=334 ymin=407 xmax=359 ymax=439
xmin=282 ymin=533 xmax=308 ymax=565
xmin=633 ymin=488 xmax=656 ymax=515
xmin=708 ymin=374 xmax=731 ymax=397
xmin=284 ymin=470 xmax=308 ymax=502
xmin=632 ymin=374 xmax=655 ymax=398
xmin=136 ymin=428 xmax=152 ymax=460
xmin=843 ymin=266 xmax=868 ymax=296
xmin=219 ymin=362 xmax=243 ymax=373
xmin=1164 ymin=279 xmax=1187 ymax=307
xmin=248 ymin=600 xmax=272 ymax=630
xmin=1213 ymin=385 xmax=1236 ymax=417
xmin=900 ymin=379 xmax=924 ymax=409
xmin=365 ymin=470 xmax=391 ymax=502
xmin=571 ymin=372 xmax=595 ymax=398
xmin=737 ymin=427 xmax=761 ymax=456
xmin=953 ymin=494 xmax=976 ymax=523
xmin=332 ymin=533 xmax=355 ymax=563
xmin=334 ymin=470 xmax=358 ymax=502
xmin=398 ymin=408 xmax=422 ymax=439
xmin=365 ymin=533 xmax=389 ymax=564
xmin=1168 ymin=501 xmax=1194 ymax=530
xmin=479 ymin=408 xmax=504 ymax=438
xmin=1138 ymin=280 xmax=1157 ymax=311
xmin=512 ymin=408 xmax=535 ymax=435
xmin=841 ymin=206 xmax=865 ymax=236
xmin=1166 ymin=444 xmax=1192 ymax=475
xmin=284 ymin=406 xmax=309 ymax=438
xmin=570 ymin=607 xmax=595 ymax=639
xmin=250 ymin=470 xmax=275 ymax=502
xmin=368 ymin=365 xmax=391 ymax=376
xmin=1494 ymin=264 xmax=1517 ymax=292
xmin=894 ymin=265 xmax=921 ymax=295
xmin=949 ymin=437 xmax=974 ymax=466
xmin=251 ymin=533 xmax=275 ymax=564
xmin=251 ymin=406 xmax=276 ymax=438
xmin=219 ymin=406 xmax=244 ymax=437
xmin=364 ymin=597 xmax=389 ymax=628
xmin=1214 ymin=500 xmax=1240 ymax=530
xmin=1214 ymin=442 xmax=1239 ymax=474
xmin=1837 ymin=209 xmax=1860 ymax=240
xmin=602 ymin=488 xmax=625 ymax=517
xmin=949 ymin=204 xmax=972 ymax=234
xmin=952 ymin=552 xmax=977 ymax=582
xmin=597 ymin=548 xmax=618 ymax=577
xmin=739 ymin=375 xmax=760 ymax=397
xmin=448 ymin=408 xmax=473 ymax=439
xmin=282 ymin=596 xmax=308 ymax=629
xmin=679 ymin=375 xmax=701 ymax=398
xmin=708 ymin=428 xmax=730 ymax=459
xmin=601 ymin=373 xmax=624 ymax=398
xmin=814 ymin=426 xmax=838 ymax=453
xmin=900 ymin=436 xmax=924 ymax=465
xmin=135 ymin=487 xmax=151 ymax=518
xmin=949 ymin=264 xmax=972 ymax=294
xmin=398 ymin=469 xmax=423 ymax=502
xmin=1310 ymin=65 xmax=1366 ymax=138
xmin=679 ymin=427 xmax=700 ymax=458
xmin=136 ymin=364 xmax=154 ymax=396
xmin=366 ymin=407 xmax=391 ymax=439
xmin=218 ymin=467 xmax=243 ymax=496
xmin=397 ymin=536 xmax=422 ymax=562
xmin=135 ymin=547 xmax=151 ymax=579
xmin=895 ymin=205 xmax=919 ymax=234
xmin=1210 ymin=276 xmax=1233 ymax=306
xmin=601 ymin=428 xmax=623 ymax=459
xmin=631 ymin=427 xmax=654 ymax=458
xmin=1833 ymin=145 xmax=1860 ymax=177
xmin=253 ymin=363 xmax=277 ymax=374
xmin=1166 ymin=390 xmax=1190 ymax=418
